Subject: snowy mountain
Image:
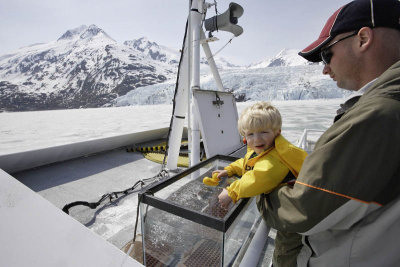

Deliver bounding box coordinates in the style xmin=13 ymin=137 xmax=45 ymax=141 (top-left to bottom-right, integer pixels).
xmin=0 ymin=25 xmax=349 ymax=112
xmin=249 ymin=49 xmax=319 ymax=68
xmin=0 ymin=25 xmax=176 ymax=111
xmin=0 ymin=26 xmax=242 ymax=111
xmin=124 ymin=37 xmax=180 ymax=65
xmin=124 ymin=36 xmax=240 ymax=69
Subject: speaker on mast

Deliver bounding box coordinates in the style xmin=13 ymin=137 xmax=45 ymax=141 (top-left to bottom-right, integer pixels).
xmin=204 ymin=2 xmax=244 ymax=37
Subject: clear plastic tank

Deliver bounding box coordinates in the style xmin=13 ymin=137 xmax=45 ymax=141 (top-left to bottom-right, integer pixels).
xmin=139 ymin=155 xmax=259 ymax=266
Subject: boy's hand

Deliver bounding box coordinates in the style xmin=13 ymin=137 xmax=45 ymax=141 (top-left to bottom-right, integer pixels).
xmin=203 ymin=170 xmax=228 ymax=186
xmin=203 ymin=172 xmax=221 ymax=186
xmin=218 ymin=188 xmax=232 ymax=209
xmin=213 ymin=169 xmax=228 ymax=179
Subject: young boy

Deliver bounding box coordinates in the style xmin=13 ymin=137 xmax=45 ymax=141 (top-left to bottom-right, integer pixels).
xmin=205 ymin=101 xmax=307 ymax=266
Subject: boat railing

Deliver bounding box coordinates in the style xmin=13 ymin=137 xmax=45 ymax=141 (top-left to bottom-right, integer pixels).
xmin=297 ymin=128 xmax=325 ymax=153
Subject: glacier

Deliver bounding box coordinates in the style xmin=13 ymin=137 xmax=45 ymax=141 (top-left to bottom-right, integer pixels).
xmin=114 ymin=64 xmax=352 ymax=106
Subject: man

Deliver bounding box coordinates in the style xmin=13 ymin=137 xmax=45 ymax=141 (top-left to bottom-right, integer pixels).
xmin=257 ymin=0 xmax=400 ymax=266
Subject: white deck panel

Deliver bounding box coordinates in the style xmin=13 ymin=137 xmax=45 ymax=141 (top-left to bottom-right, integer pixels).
xmin=0 ymin=168 xmax=142 ymax=267
xmin=0 ymin=127 xmax=169 ymax=173
xmin=12 ymin=147 xmax=163 ymax=250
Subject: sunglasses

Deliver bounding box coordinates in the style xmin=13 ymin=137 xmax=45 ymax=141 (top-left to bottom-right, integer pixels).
xmin=320 ymin=31 xmax=358 ymax=65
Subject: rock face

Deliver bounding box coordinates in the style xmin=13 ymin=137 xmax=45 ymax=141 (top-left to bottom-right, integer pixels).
xmin=0 ymin=25 xmax=176 ymax=111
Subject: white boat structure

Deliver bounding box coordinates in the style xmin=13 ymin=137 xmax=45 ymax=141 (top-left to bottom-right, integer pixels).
xmin=0 ymin=2 xmax=323 ymax=266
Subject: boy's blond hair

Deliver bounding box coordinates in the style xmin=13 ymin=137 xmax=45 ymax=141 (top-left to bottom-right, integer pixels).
xmin=238 ymin=102 xmax=282 ymax=136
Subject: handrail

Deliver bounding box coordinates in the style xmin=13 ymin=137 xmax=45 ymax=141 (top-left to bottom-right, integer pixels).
xmin=239 ymin=218 xmax=271 ymax=267
xmin=297 ymin=128 xmax=325 ymax=151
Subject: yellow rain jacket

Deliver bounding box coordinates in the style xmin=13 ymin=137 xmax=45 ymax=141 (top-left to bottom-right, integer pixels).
xmin=225 ymin=135 xmax=307 ymax=203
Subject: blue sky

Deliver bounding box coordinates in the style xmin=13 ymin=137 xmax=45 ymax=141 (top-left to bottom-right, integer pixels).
xmin=0 ymin=0 xmax=350 ymax=65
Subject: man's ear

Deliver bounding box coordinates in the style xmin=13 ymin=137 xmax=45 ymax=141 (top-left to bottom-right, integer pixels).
xmin=358 ymin=27 xmax=374 ymax=51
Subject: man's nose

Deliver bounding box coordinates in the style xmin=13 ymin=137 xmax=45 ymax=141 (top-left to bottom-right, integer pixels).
xmin=322 ymin=64 xmax=330 ymax=75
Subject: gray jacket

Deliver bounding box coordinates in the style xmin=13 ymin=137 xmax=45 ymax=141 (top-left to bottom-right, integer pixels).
xmin=257 ymin=60 xmax=400 ymax=266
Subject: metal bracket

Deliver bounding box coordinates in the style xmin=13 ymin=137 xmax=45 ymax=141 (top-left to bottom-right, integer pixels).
xmin=212 ymin=93 xmax=224 ymax=107
xmin=200 ymin=36 xmax=219 ymax=44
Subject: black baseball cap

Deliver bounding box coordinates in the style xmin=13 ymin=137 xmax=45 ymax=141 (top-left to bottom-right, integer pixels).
xmin=299 ymin=0 xmax=400 ymax=62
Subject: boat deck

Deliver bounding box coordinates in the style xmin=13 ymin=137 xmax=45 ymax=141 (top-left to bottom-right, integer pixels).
xmin=12 ymin=144 xmax=166 ymax=249
xmin=5 ymin=134 xmax=276 ymax=266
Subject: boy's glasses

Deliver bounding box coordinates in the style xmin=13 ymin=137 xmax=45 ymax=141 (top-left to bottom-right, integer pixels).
xmin=320 ymin=32 xmax=358 ymax=65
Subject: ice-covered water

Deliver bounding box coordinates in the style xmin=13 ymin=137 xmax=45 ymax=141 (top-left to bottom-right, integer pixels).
xmin=0 ymin=99 xmax=344 ymax=155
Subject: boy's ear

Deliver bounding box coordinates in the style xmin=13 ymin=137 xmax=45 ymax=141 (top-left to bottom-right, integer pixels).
xmin=242 ymin=137 xmax=247 ymax=144
xmin=276 ymin=129 xmax=281 ymax=136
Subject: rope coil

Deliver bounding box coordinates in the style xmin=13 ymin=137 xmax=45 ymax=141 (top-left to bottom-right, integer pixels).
xmin=62 ymin=174 xmax=161 ymax=215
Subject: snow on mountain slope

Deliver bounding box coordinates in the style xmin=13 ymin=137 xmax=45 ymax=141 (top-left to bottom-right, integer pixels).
xmin=249 ymin=49 xmax=319 ymax=68
xmin=124 ymin=36 xmax=240 ymax=70
xmin=124 ymin=37 xmax=180 ymax=65
xmin=0 ymin=25 xmax=175 ymax=111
